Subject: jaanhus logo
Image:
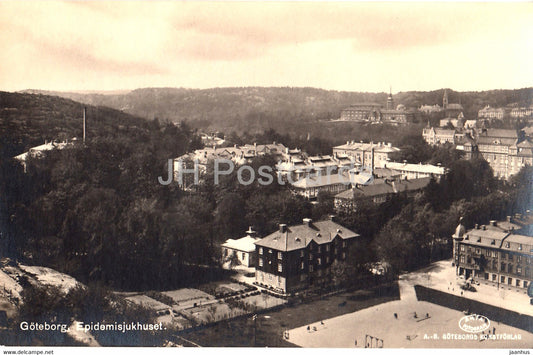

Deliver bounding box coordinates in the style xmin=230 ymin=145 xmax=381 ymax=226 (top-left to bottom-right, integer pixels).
xmin=458 ymin=314 xmax=490 ymax=333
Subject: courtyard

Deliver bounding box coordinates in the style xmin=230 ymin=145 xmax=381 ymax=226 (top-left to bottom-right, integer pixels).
xmin=286 ymin=259 xmax=533 ymax=348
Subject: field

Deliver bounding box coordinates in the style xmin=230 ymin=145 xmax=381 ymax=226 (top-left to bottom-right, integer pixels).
xmin=180 ymin=283 xmax=400 ymax=347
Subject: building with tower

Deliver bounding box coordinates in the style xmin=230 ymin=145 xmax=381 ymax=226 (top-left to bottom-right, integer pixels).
xmin=453 ymin=213 xmax=533 ymax=294
xmin=339 ymin=89 xmax=415 ymax=124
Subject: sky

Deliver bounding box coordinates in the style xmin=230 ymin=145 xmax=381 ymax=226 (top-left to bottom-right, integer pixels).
xmin=1 ymin=1 xmax=532 ymax=93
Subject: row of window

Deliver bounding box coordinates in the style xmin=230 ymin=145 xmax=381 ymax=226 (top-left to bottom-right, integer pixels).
xmin=259 ymin=243 xmax=347 ymax=257
xmin=460 ymin=244 xmax=531 ymax=257
xmin=484 ymin=273 xmax=529 ymax=288
xmin=258 ymin=253 xmax=346 ymax=272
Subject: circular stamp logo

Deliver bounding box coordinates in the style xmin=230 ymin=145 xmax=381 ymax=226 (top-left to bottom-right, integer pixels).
xmin=458 ymin=314 xmax=490 ymax=333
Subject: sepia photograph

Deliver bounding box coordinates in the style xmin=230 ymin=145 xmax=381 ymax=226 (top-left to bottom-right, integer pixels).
xmin=0 ymin=1 xmax=532 ymax=353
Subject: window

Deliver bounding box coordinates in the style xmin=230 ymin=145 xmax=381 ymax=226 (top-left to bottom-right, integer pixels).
xmin=517 ymin=267 xmax=522 ymax=275
xmin=301 ymin=262 xmax=305 ymax=270
xmin=278 ymin=252 xmax=282 ymax=260
xmin=342 ymin=252 xmax=346 ymax=260
xmin=508 ymin=264 xmax=513 ymax=273
xmin=500 ymin=263 xmax=505 ymax=271
xmin=300 ymin=250 xmax=304 ymax=257
xmin=485 ymin=249 xmax=491 ymax=257
xmin=475 ymin=248 xmax=481 ymax=255
xmin=524 ymin=281 xmax=529 ymax=289
xmin=508 ymin=277 xmax=512 ymax=285
xmin=519 ymin=244 xmax=523 ymax=250
xmin=517 ymin=255 xmax=522 ymax=263
xmin=505 ymin=242 xmax=510 ymax=248
xmin=310 ymin=265 xmax=314 ymax=272
xmin=343 ymin=241 xmax=347 ymax=248
xmin=460 ymin=256 xmax=465 ymax=263
xmin=259 ymin=258 xmax=263 ymax=267
xmin=491 ymin=250 xmax=496 ymax=257
xmin=501 ymin=276 xmax=505 ymax=283
xmin=492 ymin=274 xmax=497 ymax=282
xmin=326 ymin=256 xmax=330 ymax=263
xmin=224 ymin=249 xmax=228 ymax=256
xmin=326 ymin=245 xmax=330 ymax=252
xmin=278 ymin=264 xmax=282 ymax=273
xmin=309 ymin=254 xmax=313 ymax=260
xmin=317 ymin=258 xmax=322 ymax=265
xmin=460 ymin=245 xmax=465 ymax=252
xmin=300 ymin=274 xmax=306 ymax=282
xmin=509 ymin=254 xmax=513 ymax=261
xmin=269 ymin=249 xmax=273 ymax=254
xmin=501 ymin=253 xmax=506 ymax=259
xmin=259 ymin=247 xmax=263 ymax=255
xmin=242 ymin=253 xmax=245 ymax=260
xmin=317 ymin=246 xmax=321 ymax=253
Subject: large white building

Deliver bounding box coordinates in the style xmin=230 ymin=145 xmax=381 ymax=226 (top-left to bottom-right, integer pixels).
xmin=332 ymin=141 xmax=400 ymax=170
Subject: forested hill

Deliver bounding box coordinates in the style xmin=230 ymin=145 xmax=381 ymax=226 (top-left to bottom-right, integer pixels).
xmin=0 ymin=91 xmax=151 ymax=159
xmin=20 ymin=87 xmax=533 ymax=133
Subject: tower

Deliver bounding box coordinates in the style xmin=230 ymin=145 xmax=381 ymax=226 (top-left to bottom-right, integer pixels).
xmin=443 ymin=89 xmax=448 ymax=110
xmin=386 ymin=87 xmax=394 ymax=110
xmin=452 ymin=217 xmax=465 ymax=274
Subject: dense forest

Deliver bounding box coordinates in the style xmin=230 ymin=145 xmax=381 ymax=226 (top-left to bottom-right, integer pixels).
xmin=1 ymin=91 xmax=532 ymax=292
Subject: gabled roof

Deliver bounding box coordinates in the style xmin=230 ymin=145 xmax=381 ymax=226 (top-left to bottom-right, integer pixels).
xmin=255 ymin=220 xmax=360 ymax=252
xmin=222 ymin=235 xmax=261 ymax=253
xmin=292 ymin=173 xmax=351 ymax=189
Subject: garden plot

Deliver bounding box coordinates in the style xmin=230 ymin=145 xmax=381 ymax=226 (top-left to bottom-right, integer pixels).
xmin=162 ymin=288 xmax=214 ymax=307
xmin=125 ymin=294 xmax=171 ymax=312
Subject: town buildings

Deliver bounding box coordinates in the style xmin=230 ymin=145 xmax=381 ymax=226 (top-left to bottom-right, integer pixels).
xmin=422 ymin=127 xmax=457 ymax=146
xmin=478 ymin=106 xmax=505 ymax=120
xmin=254 ymin=218 xmax=360 ymax=294
xmin=339 ymin=90 xmax=415 ymax=124
xmin=332 ymin=141 xmax=400 ymax=170
xmin=468 ymin=129 xmax=533 ymax=179
xmin=383 ymin=162 xmax=447 ymax=181
xmin=418 ymin=89 xmax=463 ymax=118
xmin=221 ymin=227 xmax=260 ymax=267
xmin=452 ymin=214 xmax=533 ymax=294
xmin=14 ymin=139 xmax=75 ymax=172
xmin=334 ymin=177 xmax=431 ymax=212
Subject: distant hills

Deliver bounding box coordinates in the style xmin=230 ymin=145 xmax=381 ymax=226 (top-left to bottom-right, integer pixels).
xmin=0 ymin=91 xmax=149 ymax=158
xmin=19 ymin=87 xmax=533 ymax=133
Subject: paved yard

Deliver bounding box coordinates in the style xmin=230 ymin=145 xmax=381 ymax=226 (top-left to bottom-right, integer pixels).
xmin=286 ymin=260 xmax=533 ymax=348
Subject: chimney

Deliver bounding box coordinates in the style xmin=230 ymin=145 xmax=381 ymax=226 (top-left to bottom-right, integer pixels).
xmin=83 ymin=107 xmax=86 ymax=144
xmin=279 ymin=224 xmax=287 ymax=233
xmin=246 ymin=226 xmax=256 ymax=236
xmin=475 ymin=224 xmax=479 ymax=229
xmin=388 ymin=143 xmax=392 ymax=148
xmin=506 ymin=215 xmax=512 ymax=223
xmin=490 ymin=220 xmax=497 ymax=227
xmin=482 ymin=225 xmax=486 ymax=230
xmin=303 ymin=218 xmax=312 ymax=227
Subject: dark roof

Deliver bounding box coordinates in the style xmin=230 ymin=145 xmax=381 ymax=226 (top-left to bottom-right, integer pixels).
xmin=255 ymin=220 xmax=359 ymax=252
xmin=335 ymin=177 xmax=430 ymax=200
